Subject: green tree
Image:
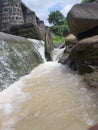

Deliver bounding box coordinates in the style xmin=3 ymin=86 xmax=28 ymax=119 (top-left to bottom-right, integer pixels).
xmin=48 ymin=10 xmax=65 ymax=25
xmin=50 ymin=19 xmax=70 ymax=37
xmin=82 ymin=0 xmax=96 ymax=3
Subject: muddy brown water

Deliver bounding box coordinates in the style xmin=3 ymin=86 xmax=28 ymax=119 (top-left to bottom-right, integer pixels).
xmin=0 ymin=62 xmax=98 ymax=130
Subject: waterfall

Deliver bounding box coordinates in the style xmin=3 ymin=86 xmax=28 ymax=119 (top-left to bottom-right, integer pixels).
xmin=0 ymin=39 xmax=42 ymax=90
xmin=51 ymin=48 xmax=65 ymax=62
xmin=0 ymin=38 xmax=98 ymax=130
xmin=28 ymin=38 xmax=65 ymax=62
xmin=28 ymin=39 xmax=47 ymax=62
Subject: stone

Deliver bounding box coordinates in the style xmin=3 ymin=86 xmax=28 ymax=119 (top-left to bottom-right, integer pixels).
xmin=67 ymin=3 xmax=98 ymax=39
xmin=66 ymin=34 xmax=78 ymax=53
xmin=58 ymin=50 xmax=69 ymax=65
xmin=66 ymin=34 xmax=77 ymax=45
xmin=9 ymin=23 xmax=45 ymax=40
xmin=45 ymin=29 xmax=54 ymax=61
xmin=65 ymin=35 xmax=98 ymax=74
xmin=59 ymin=34 xmax=77 ymax=64
xmin=0 ymin=32 xmax=43 ymax=90
xmin=9 ymin=23 xmax=54 ymax=61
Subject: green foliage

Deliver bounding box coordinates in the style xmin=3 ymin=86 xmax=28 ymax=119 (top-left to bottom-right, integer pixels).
xmin=82 ymin=0 xmax=95 ymax=3
xmin=48 ymin=10 xmax=65 ymax=25
xmin=49 ymin=18 xmax=70 ymax=37
xmin=50 ymin=25 xmax=70 ymax=37
xmin=48 ymin=10 xmax=70 ymax=44
xmin=52 ymin=36 xmax=65 ymax=44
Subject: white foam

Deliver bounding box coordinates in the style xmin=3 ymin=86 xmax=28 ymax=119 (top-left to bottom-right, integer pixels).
xmin=28 ymin=38 xmax=47 ymax=62
xmin=51 ymin=48 xmax=65 ymax=62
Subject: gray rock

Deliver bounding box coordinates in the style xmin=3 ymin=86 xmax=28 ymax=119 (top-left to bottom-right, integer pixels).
xmin=9 ymin=23 xmax=54 ymax=61
xmin=0 ymin=32 xmax=43 ymax=90
xmin=67 ymin=3 xmax=98 ymax=39
xmin=9 ymin=23 xmax=45 ymax=40
xmin=45 ymin=29 xmax=54 ymax=61
xmin=59 ymin=34 xmax=77 ymax=64
xmin=63 ymin=35 xmax=98 ymax=74
xmin=66 ymin=34 xmax=77 ymax=45
xmin=66 ymin=34 xmax=78 ymax=53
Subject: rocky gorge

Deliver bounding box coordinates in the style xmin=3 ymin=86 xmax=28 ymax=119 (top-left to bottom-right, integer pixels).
xmin=0 ymin=1 xmax=98 ymax=130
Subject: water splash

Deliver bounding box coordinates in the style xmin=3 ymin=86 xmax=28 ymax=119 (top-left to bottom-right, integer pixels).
xmin=51 ymin=48 xmax=65 ymax=62
xmin=28 ymin=39 xmax=47 ymax=62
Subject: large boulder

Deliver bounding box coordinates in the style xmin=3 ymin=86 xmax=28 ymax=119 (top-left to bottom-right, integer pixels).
xmin=9 ymin=23 xmax=45 ymax=40
xmin=67 ymin=3 xmax=98 ymax=39
xmin=0 ymin=32 xmax=43 ymax=90
xmin=44 ymin=29 xmax=54 ymax=61
xmin=66 ymin=35 xmax=98 ymax=74
xmin=9 ymin=23 xmax=54 ymax=60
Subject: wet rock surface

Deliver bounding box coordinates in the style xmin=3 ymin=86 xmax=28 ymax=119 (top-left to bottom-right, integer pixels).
xmin=0 ymin=32 xmax=43 ymax=90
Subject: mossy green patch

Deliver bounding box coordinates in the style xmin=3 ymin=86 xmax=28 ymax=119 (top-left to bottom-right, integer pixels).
xmin=52 ymin=36 xmax=65 ymax=44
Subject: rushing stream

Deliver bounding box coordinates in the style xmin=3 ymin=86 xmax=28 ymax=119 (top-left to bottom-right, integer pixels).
xmin=0 ymin=39 xmax=98 ymax=130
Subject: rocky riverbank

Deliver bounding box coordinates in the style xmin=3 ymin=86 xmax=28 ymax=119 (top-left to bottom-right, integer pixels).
xmin=59 ymin=2 xmax=98 ymax=88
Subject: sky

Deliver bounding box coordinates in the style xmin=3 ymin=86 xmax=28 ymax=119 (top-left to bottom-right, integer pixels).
xmin=22 ymin=0 xmax=81 ymax=25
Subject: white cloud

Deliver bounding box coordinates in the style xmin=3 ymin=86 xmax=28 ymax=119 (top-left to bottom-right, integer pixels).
xmin=22 ymin=0 xmax=81 ymax=25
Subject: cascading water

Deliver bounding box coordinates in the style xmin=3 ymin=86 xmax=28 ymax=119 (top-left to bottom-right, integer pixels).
xmin=51 ymin=48 xmax=65 ymax=62
xmin=0 ymin=38 xmax=98 ymax=130
xmin=28 ymin=39 xmax=47 ymax=62
xmin=0 ymin=39 xmax=42 ymax=91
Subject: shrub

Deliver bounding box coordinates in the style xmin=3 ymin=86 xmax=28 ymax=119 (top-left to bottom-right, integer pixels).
xmin=52 ymin=36 xmax=65 ymax=44
xmin=50 ymin=25 xmax=70 ymax=37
